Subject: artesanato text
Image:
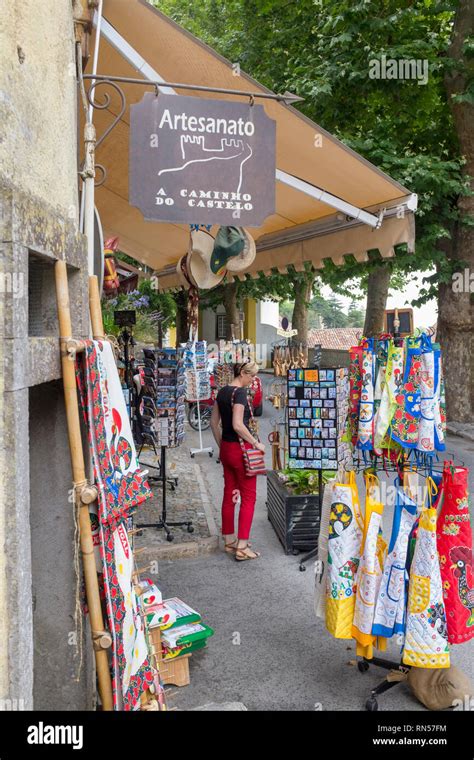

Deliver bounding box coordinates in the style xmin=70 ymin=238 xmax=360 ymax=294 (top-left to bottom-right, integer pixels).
xmin=158 ymin=109 xmax=255 ymax=136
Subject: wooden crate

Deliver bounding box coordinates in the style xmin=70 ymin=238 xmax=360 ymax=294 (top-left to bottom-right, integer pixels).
xmin=150 ymin=627 xmax=191 ymax=687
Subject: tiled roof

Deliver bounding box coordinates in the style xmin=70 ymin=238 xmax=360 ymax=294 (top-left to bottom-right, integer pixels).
xmin=307 ymin=327 xmax=362 ymax=350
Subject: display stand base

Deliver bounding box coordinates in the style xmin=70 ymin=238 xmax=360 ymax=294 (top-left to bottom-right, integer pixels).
xmin=190 ymin=446 xmax=213 ymax=459
xmin=135 ymin=445 xmax=193 ymax=541
xmin=358 ymin=656 xmax=410 ymax=711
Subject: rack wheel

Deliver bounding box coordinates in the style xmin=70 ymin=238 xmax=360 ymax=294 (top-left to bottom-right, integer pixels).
xmin=190 ymin=453 xmax=195 ymax=459
xmin=299 ymin=563 xmax=306 ymax=572
xmin=291 ymin=548 xmax=300 ymax=556
xmin=209 ymin=451 xmax=213 ymax=457
xmin=170 ymin=484 xmax=175 ymax=491
xmin=166 ymin=534 xmax=174 ymax=542
xmin=365 ymin=697 xmax=378 ymax=711
xmin=187 ymin=525 xmax=194 ymax=533
xmin=358 ymin=660 xmax=370 ymax=673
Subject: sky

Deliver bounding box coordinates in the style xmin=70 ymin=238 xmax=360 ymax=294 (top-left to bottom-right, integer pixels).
xmin=320 ymin=269 xmax=438 ymax=330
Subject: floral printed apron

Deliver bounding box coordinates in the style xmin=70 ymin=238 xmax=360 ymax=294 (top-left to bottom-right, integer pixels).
xmin=374 ymin=340 xmax=404 ymax=453
xmin=390 ymin=337 xmax=423 ymax=449
xmin=373 ymin=340 xmax=388 ymax=441
xmin=403 ymin=500 xmax=450 ymax=669
xmin=433 ymin=344 xmax=446 ymax=452
xmin=314 ymin=476 xmax=337 ymax=619
xmin=346 ymin=346 xmax=363 ymax=447
xmin=352 ymin=474 xmax=387 ymax=656
xmin=372 ymin=482 xmax=418 ymax=638
xmin=357 ymin=339 xmax=376 ymax=451
xmin=436 ymin=463 xmax=474 ymax=645
xmin=326 ymin=472 xmax=364 ymax=639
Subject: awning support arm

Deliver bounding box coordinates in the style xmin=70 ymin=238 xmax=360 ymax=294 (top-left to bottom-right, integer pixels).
xmin=82 ymin=73 xmax=303 ymax=105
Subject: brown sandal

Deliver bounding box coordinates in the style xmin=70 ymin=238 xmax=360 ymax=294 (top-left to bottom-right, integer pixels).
xmin=224 ymin=541 xmax=238 ymax=554
xmin=235 ymin=544 xmax=261 ymax=561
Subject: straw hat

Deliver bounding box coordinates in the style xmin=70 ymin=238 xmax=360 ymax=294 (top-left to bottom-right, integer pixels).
xmin=225 ymin=228 xmax=256 ymax=273
xmin=190 ymin=228 xmax=215 ymax=260
xmin=188 ymin=248 xmax=225 ymax=289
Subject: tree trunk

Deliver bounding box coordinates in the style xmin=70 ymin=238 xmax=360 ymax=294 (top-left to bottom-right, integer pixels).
xmin=291 ymin=273 xmax=315 ymax=345
xmin=175 ymin=290 xmax=188 ymax=345
xmin=440 ymin=0 xmax=474 ymax=423
xmin=223 ymin=282 xmax=240 ymax=340
xmin=363 ymin=265 xmax=391 ymax=337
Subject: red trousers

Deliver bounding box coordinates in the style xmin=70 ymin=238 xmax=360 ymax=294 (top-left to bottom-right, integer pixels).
xmin=219 ymin=440 xmax=257 ymax=540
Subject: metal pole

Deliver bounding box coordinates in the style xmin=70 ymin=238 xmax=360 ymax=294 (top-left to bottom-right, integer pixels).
xmin=82 ymin=73 xmax=303 ymax=104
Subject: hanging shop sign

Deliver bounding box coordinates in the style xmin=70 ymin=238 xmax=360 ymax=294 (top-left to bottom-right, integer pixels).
xmin=129 ymin=92 xmax=276 ymax=226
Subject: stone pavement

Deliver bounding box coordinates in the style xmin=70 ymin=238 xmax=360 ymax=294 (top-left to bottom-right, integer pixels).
xmin=134 ymin=436 xmax=219 ymax=559
xmin=447 ymin=422 xmax=474 ymax=443
xmin=137 ymin=376 xmax=474 ymax=711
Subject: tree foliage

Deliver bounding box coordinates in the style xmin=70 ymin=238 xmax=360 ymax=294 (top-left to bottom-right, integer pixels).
xmin=155 ymin=0 xmax=470 ymax=304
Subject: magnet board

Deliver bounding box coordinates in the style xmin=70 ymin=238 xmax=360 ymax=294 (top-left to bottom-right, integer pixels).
xmin=287 ymin=368 xmax=338 ymax=470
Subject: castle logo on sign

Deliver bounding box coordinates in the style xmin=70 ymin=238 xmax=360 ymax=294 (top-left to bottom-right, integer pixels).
xmin=129 ymin=93 xmax=276 ymax=226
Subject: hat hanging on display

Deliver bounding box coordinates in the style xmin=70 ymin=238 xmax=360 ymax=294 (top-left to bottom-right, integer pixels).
xmin=224 ymin=228 xmax=256 ymax=273
xmin=188 ymin=246 xmax=226 ymax=289
xmin=210 ymin=226 xmax=246 ymax=275
xmin=190 ymin=228 xmax=215 ymax=261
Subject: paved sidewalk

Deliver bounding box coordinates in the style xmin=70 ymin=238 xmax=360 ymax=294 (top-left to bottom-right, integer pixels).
xmin=447 ymin=422 xmax=474 ymax=443
xmin=140 ymin=377 xmax=474 ymax=711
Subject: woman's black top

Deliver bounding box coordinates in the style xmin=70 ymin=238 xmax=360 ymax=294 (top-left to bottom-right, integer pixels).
xmin=217 ymin=385 xmax=251 ymax=442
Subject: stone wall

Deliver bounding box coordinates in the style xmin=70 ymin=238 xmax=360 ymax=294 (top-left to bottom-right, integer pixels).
xmin=0 ymin=1 xmax=93 ymax=709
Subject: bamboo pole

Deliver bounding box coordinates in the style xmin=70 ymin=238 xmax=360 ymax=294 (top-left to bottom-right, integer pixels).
xmin=55 ymin=260 xmax=113 ymax=711
xmin=89 ymin=275 xmax=105 ymax=339
xmin=89 ymin=273 xmax=156 ymax=710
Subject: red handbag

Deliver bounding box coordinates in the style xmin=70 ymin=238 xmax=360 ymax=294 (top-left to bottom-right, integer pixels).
xmin=231 ymin=387 xmax=266 ymax=477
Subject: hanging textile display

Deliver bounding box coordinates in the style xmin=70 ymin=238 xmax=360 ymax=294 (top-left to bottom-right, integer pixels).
xmin=346 ymin=345 xmax=363 ymax=447
xmin=326 ymin=472 xmax=364 ymax=639
xmin=436 ymin=463 xmax=474 ymax=645
xmin=352 ymin=473 xmax=387 ymax=656
xmin=374 ymin=339 xmax=404 ymax=453
xmin=314 ymin=476 xmax=337 ymax=619
xmin=357 ymin=339 xmax=375 ymax=451
xmin=403 ymin=502 xmax=450 ymax=669
xmin=372 ymin=482 xmax=417 ymax=638
xmin=76 ymin=340 xmax=154 ymax=710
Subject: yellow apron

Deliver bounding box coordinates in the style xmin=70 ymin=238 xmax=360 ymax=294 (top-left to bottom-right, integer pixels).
xmin=352 ymin=473 xmax=388 ymax=658
xmin=326 ymin=472 xmax=364 ymax=639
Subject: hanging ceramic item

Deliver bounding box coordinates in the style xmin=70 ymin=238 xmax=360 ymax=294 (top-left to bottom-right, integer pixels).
xmin=326 ymin=472 xmax=364 ymax=639
xmin=352 ymin=473 xmax=387 ymax=657
xmin=403 ymin=498 xmax=450 ymax=669
xmin=372 ymin=482 xmax=418 ymax=638
xmin=436 ymin=463 xmax=474 ymax=645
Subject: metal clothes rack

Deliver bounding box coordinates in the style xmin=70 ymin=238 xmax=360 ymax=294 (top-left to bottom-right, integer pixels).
xmin=351 ymin=449 xmax=463 ymax=710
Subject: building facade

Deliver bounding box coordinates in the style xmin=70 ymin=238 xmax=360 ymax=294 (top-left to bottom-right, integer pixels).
xmin=0 ymin=0 xmax=93 ymax=709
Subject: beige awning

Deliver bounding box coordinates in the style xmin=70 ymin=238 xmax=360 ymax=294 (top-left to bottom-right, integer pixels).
xmin=86 ymin=0 xmax=416 ymax=285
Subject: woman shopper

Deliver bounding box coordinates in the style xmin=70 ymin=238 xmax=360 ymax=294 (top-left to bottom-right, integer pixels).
xmin=210 ymin=361 xmax=265 ymax=561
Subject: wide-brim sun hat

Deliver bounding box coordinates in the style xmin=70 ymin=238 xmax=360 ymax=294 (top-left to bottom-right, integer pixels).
xmin=188 ymin=248 xmax=225 ymax=289
xmin=225 ymin=228 xmax=256 ymax=273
